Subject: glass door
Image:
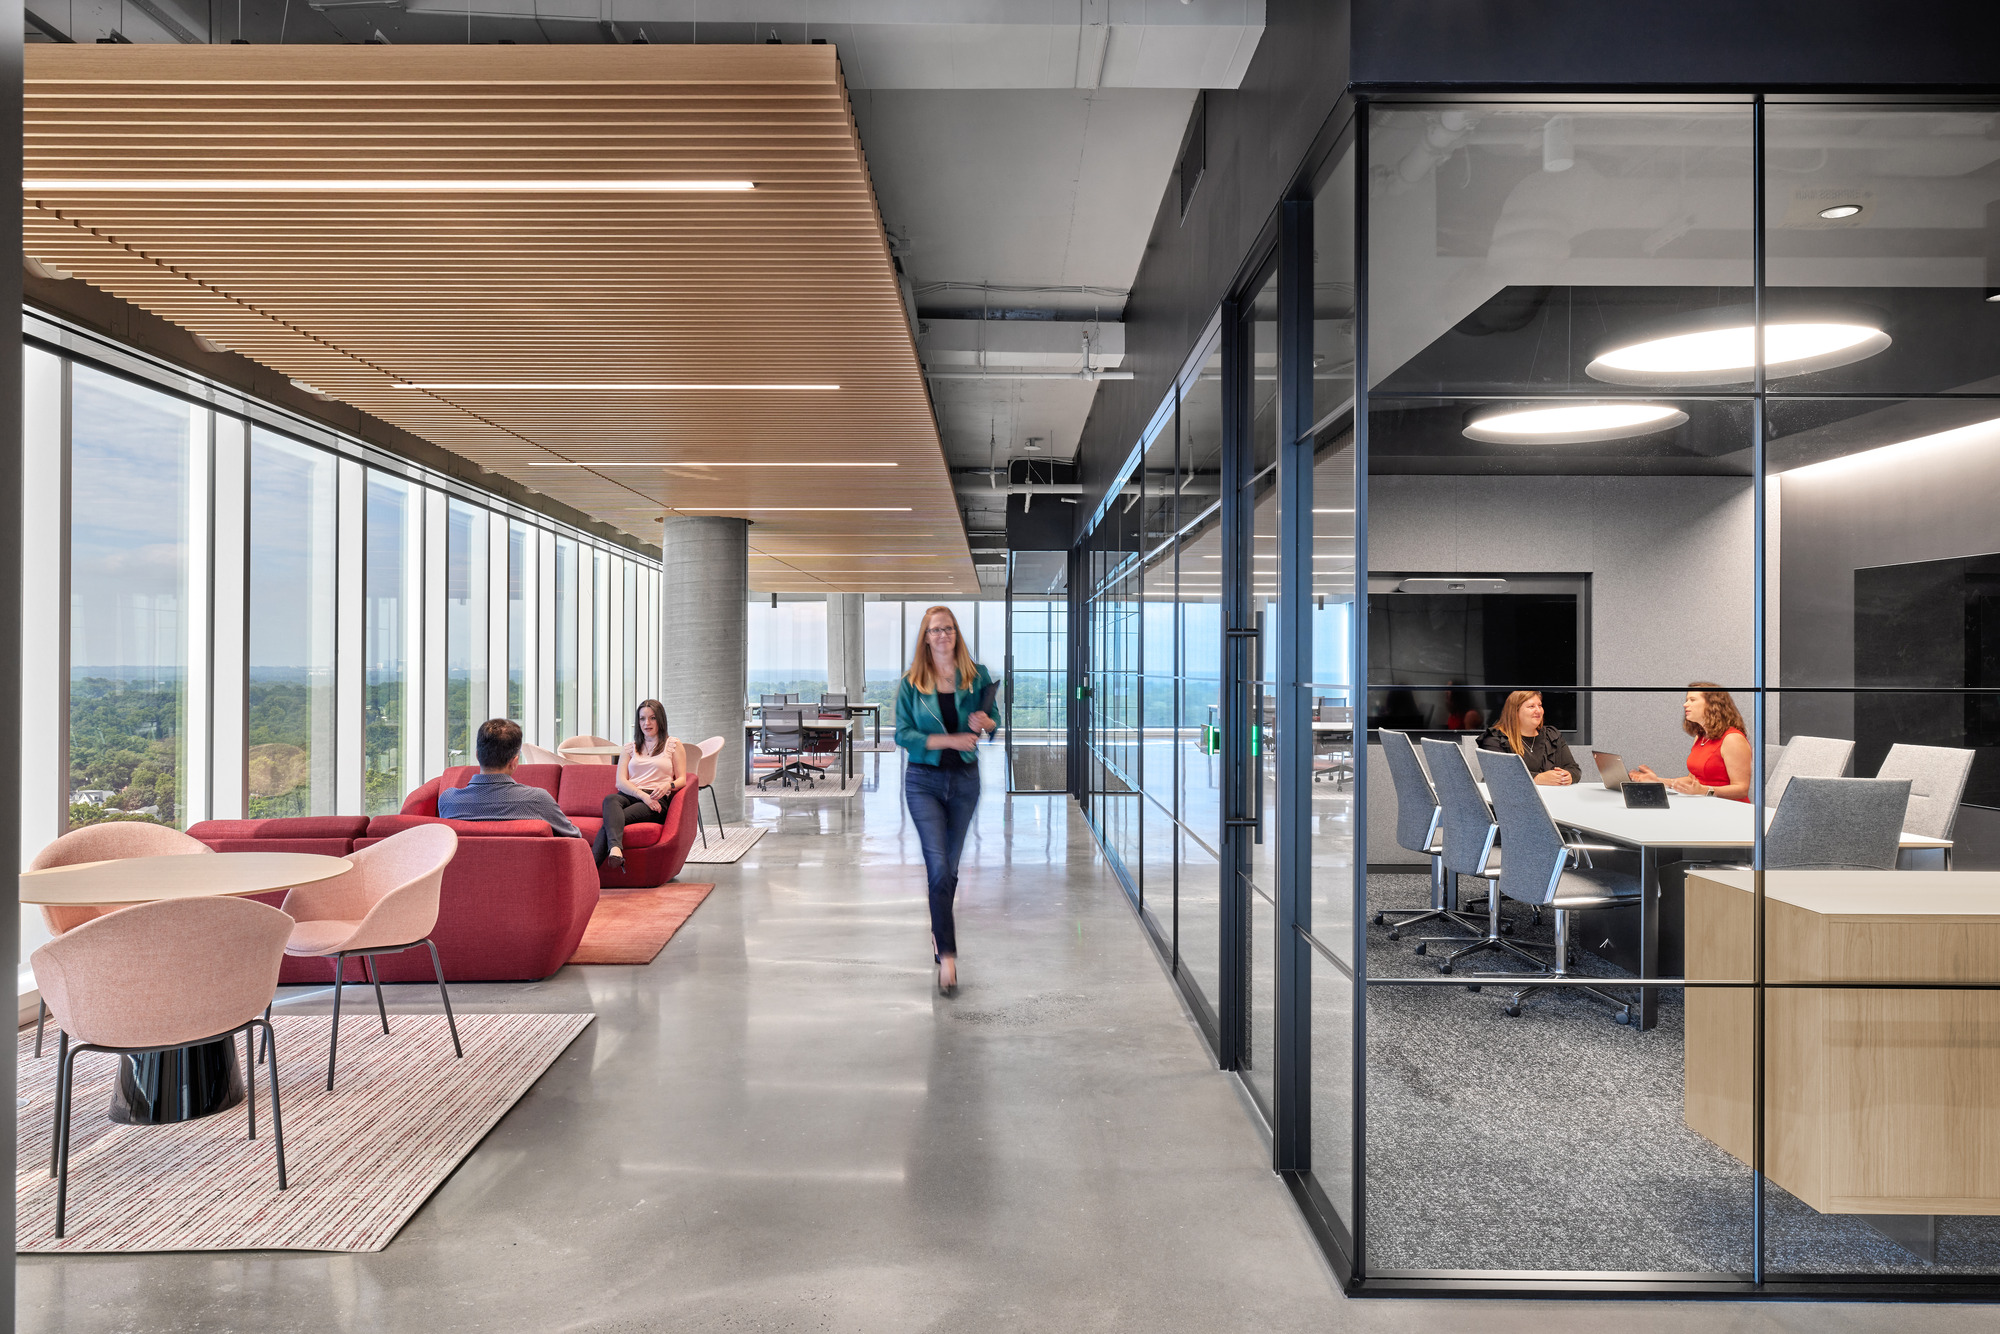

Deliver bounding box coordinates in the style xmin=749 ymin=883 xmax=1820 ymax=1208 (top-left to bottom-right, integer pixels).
xmin=1005 ymin=551 xmax=1069 ymax=792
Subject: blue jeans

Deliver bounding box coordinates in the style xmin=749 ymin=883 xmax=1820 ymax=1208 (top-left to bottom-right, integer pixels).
xmin=904 ymin=759 xmax=980 ymax=959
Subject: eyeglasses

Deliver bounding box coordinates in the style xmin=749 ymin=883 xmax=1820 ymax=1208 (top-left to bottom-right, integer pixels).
xmin=925 ymin=626 xmax=957 ymax=637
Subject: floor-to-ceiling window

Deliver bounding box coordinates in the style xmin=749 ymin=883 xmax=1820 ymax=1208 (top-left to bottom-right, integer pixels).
xmin=66 ymin=365 xmax=200 ymax=829
xmin=248 ymin=428 xmax=337 ymax=816
xmin=555 ymin=536 xmax=579 ymax=742
xmin=364 ymin=472 xmax=417 ymax=815
xmin=445 ymin=498 xmax=487 ymax=767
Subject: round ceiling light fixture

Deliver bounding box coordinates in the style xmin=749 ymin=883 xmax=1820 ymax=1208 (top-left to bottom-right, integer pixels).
xmin=1817 ymin=203 xmax=1863 ymax=220
xmin=1462 ymin=401 xmax=1688 ymax=445
xmin=1584 ymin=303 xmax=1889 ymax=387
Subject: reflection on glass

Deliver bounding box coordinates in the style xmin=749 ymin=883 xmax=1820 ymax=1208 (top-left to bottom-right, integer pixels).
xmin=748 ymin=596 xmax=828 ymax=701
xmin=446 ymin=500 xmax=486 ymax=765
xmin=68 ymin=365 xmax=195 ymax=829
xmin=1767 ymin=107 xmax=2000 ymax=397
xmin=622 ymin=561 xmax=638 ymax=719
xmin=364 ymin=473 xmax=414 ymax=815
xmin=249 ymin=430 xmax=336 ymax=816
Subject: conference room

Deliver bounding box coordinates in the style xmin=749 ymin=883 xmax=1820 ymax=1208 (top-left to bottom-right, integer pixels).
xmin=1339 ymin=104 xmax=2000 ymax=1277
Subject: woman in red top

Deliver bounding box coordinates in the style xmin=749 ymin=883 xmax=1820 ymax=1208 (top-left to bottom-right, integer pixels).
xmin=1628 ymin=682 xmax=1752 ymax=802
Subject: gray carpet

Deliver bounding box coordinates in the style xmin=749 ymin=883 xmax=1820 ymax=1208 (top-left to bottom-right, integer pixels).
xmin=1361 ymin=873 xmax=2000 ymax=1277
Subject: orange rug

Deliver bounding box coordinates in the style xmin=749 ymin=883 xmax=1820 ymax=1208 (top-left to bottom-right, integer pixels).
xmin=567 ymin=883 xmax=715 ymax=965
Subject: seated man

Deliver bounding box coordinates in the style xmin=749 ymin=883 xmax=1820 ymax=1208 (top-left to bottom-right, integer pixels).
xmin=438 ymin=718 xmax=583 ymax=839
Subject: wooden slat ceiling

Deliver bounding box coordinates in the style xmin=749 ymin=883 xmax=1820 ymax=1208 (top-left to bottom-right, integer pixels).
xmin=23 ymin=45 xmax=976 ymax=595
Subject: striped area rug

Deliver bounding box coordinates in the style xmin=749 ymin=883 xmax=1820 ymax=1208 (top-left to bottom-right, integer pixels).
xmin=684 ymin=825 xmax=767 ymax=864
xmin=16 ymin=1011 xmax=590 ymax=1253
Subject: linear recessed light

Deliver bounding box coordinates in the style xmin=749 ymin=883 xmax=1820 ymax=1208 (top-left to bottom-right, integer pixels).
xmin=726 ymin=507 xmax=912 ymax=512
xmin=401 ymin=382 xmax=836 ymax=391
xmin=533 ymin=460 xmax=891 ymax=467
xmin=25 ymin=178 xmax=754 ymax=193
xmin=1313 ymin=508 xmax=1355 ymax=514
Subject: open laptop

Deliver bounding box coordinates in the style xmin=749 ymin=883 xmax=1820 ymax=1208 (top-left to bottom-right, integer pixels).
xmin=1591 ymin=751 xmax=1632 ymax=791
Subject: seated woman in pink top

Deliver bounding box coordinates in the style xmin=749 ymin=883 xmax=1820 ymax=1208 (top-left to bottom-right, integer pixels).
xmin=1627 ymin=682 xmax=1752 ymax=802
xmin=596 ymin=699 xmax=687 ymax=868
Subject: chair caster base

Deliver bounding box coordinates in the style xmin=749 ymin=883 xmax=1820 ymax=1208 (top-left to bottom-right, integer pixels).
xmin=1437 ymin=962 xmax=1453 ymax=975
xmin=1466 ymin=984 xmax=1481 ymax=993
xmin=1387 ymin=930 xmax=1401 ymax=942
xmin=1412 ymin=941 xmax=1426 ymax=956
xmin=1500 ymin=922 xmax=1514 ymax=936
xmin=1504 ymin=1004 xmax=1522 ymax=1017
xmin=1614 ymin=1009 xmax=1632 ymax=1025
xmin=1373 ymin=911 xmax=1387 ymax=925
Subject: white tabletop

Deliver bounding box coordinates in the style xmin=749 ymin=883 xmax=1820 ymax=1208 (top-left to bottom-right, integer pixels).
xmin=559 ymin=744 xmax=624 ymax=756
xmin=744 ymin=717 xmax=853 ymax=732
xmin=20 ymin=851 xmax=351 ymax=907
xmin=1525 ymin=783 xmax=1951 ymax=851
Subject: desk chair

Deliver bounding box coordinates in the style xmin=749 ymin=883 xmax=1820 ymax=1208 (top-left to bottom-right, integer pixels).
xmin=1766 ymin=777 xmax=1911 ymax=870
xmin=1766 ymin=735 xmax=1854 ymax=806
xmin=1373 ymin=730 xmax=1482 ymax=941
xmin=1458 ymin=735 xmax=1486 ymax=781
xmin=819 ymin=691 xmax=849 ymax=719
xmin=1485 ymin=752 xmax=1642 ymax=1023
xmin=756 ymin=709 xmax=814 ymax=789
xmin=1420 ymin=739 xmax=1547 ymax=976
xmin=1313 ymin=703 xmax=1354 ymax=788
xmin=1875 ymin=744 xmax=1974 ymax=857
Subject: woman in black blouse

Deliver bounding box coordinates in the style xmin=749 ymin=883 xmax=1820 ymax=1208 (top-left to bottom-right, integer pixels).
xmin=1475 ymin=690 xmax=1582 ymax=786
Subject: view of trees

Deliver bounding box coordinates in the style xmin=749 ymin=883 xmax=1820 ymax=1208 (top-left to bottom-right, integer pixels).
xmin=67 ymin=677 xmax=182 ymax=830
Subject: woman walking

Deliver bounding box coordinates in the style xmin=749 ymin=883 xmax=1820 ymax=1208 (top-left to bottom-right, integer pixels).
xmin=895 ymin=606 xmax=998 ymax=996
xmin=596 ymin=698 xmax=686 ymax=869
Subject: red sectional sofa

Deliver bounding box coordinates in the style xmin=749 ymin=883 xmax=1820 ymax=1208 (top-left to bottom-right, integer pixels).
xmin=185 ymin=763 xmax=698 ymax=985
xmin=398 ymin=763 xmax=699 ymax=891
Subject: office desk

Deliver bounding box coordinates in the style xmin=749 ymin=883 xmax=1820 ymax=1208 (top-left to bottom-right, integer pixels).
xmin=742 ymin=717 xmax=854 ymax=785
xmin=1503 ymin=786 xmax=1950 ymax=1031
xmin=1684 ymin=869 xmax=2000 ymax=1220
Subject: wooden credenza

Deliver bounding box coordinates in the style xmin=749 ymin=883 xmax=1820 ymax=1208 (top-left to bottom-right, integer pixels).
xmin=1684 ymin=869 xmax=2000 ymax=1217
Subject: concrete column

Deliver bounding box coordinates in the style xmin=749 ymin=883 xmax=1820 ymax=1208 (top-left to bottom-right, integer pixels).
xmin=661 ymin=516 xmax=748 ymax=822
xmin=825 ymin=592 xmax=864 ymax=702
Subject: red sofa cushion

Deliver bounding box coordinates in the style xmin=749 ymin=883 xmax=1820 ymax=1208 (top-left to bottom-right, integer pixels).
xmin=367 ymin=814 xmax=553 ymax=839
xmin=557 ymin=763 xmax=620 ymax=817
xmin=565 ymin=816 xmax=662 ymax=848
xmin=187 ymin=816 xmax=369 ymax=842
xmin=199 ymin=837 xmax=356 ymax=857
xmin=402 ymin=764 xmax=564 ymax=816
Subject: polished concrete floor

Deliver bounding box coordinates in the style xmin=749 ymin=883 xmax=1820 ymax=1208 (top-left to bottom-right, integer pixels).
xmin=16 ymin=750 xmax=1997 ymax=1331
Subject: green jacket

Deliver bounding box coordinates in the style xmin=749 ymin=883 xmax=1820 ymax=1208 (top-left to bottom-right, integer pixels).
xmin=895 ymin=664 xmax=998 ymax=767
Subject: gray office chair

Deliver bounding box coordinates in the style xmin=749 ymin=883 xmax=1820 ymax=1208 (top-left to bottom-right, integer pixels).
xmin=1419 ymin=738 xmax=1546 ymax=975
xmin=1458 ymin=734 xmax=1486 ymax=781
xmin=756 ymin=708 xmax=815 ymax=789
xmin=1764 ymin=776 xmax=1912 ymax=870
xmin=1765 ymin=735 xmax=1854 ymax=806
xmin=1313 ymin=703 xmax=1354 ymax=788
xmin=1484 ymin=752 xmax=1642 ymax=1023
xmin=819 ymin=692 xmax=849 ymax=717
xmin=1874 ymin=744 xmax=1974 ymax=849
xmin=1372 ymin=730 xmax=1482 ymax=941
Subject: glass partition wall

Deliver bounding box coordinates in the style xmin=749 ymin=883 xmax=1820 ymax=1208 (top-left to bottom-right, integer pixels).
xmin=1078 ymin=100 xmax=2000 ymax=1296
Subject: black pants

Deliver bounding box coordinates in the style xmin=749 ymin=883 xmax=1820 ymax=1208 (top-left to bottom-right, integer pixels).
xmin=595 ymin=792 xmax=666 ymax=864
xmin=903 ymin=760 xmax=980 ymax=959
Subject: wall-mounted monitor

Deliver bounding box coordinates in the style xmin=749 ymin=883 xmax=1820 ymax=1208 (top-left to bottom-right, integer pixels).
xmin=1366 ymin=574 xmax=1590 ymax=741
xmin=1855 ymin=552 xmax=2000 ymax=808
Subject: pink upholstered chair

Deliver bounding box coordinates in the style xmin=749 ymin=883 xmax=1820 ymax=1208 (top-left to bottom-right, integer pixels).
xmin=519 ymin=741 xmax=566 ymax=766
xmin=27 ymin=822 xmax=213 ymax=1057
xmin=693 ymin=736 xmax=727 ymax=845
xmin=32 ymin=895 xmax=293 ymax=1238
xmin=558 ymin=734 xmax=618 ymax=765
xmin=274 ymin=824 xmax=462 ymax=1090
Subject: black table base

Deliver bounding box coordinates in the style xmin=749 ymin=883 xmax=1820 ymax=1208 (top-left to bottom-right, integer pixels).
xmin=109 ymin=1037 xmax=245 ymax=1124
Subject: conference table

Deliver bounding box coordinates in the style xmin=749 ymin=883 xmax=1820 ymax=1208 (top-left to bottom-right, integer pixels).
xmin=742 ymin=715 xmax=856 ymax=786
xmin=1502 ymin=785 xmax=1952 ymax=1031
xmin=20 ymin=850 xmax=351 ymax=1124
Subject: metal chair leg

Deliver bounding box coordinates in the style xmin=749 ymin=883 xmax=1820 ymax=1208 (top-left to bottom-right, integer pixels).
xmin=261 ymin=1020 xmax=289 ymax=1190
xmin=706 ymin=784 xmax=728 ymax=836
xmin=49 ymin=1030 xmax=69 ymax=1177
xmin=259 ymin=1003 xmax=271 ymax=1064
xmin=34 ymin=998 xmax=47 ymax=1058
xmin=423 ymin=939 xmax=463 ymax=1059
xmin=1428 ymin=879 xmax=1548 ymax=975
xmin=54 ymin=1042 xmax=79 ymax=1238
xmin=1501 ymin=909 xmax=1634 ymax=1023
xmin=365 ymin=956 xmax=390 ymax=1035
xmin=243 ymin=1028 xmax=257 ymax=1140
xmin=695 ymin=798 xmax=708 ymax=847
xmin=326 ymin=954 xmax=346 ymax=1092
